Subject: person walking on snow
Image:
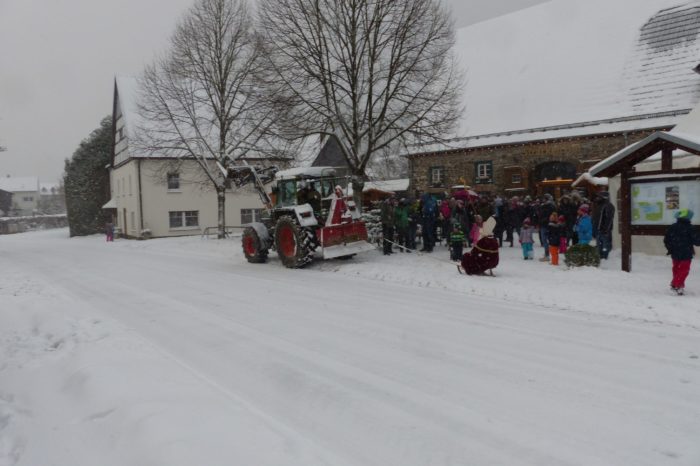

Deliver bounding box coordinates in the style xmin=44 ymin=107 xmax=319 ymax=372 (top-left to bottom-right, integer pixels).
xmin=663 ymin=209 xmax=700 ymax=295
xmin=105 ymin=221 xmax=114 ymax=242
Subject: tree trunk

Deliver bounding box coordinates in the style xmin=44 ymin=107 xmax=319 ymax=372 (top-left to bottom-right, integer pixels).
xmin=351 ymin=178 xmax=365 ymax=213
xmin=217 ymin=186 xmax=226 ymax=239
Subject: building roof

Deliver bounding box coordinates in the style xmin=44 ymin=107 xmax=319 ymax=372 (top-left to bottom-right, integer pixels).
xmin=587 ymin=131 xmax=700 ymax=177
xmin=115 ymin=75 xmax=143 ymax=142
xmin=452 ymin=0 xmax=700 ymax=138
xmin=0 ymin=176 xmax=39 ymax=193
xmin=406 ymin=111 xmax=684 ymax=156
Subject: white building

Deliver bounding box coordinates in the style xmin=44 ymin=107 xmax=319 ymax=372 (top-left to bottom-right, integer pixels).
xmin=108 ymin=77 xmax=267 ymax=238
xmin=0 ymin=176 xmax=40 ymax=216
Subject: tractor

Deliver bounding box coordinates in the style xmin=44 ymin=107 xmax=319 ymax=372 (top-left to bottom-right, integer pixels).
xmin=223 ymin=163 xmax=375 ymax=268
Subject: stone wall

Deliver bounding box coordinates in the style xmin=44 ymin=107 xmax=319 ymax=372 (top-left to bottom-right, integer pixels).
xmin=408 ymin=129 xmax=661 ymax=197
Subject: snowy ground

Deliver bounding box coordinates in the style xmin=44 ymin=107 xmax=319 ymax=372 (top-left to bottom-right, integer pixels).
xmin=1 ymin=229 xmax=699 ymax=466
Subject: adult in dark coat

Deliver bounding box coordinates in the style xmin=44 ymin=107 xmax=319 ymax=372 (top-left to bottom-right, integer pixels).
xmin=558 ymin=195 xmax=578 ymax=246
xmin=420 ymin=193 xmax=437 ymax=252
xmin=592 ymin=191 xmax=615 ymax=259
xmin=663 ymin=209 xmax=700 ymax=294
xmin=380 ymin=197 xmax=397 ymax=255
xmin=537 ymin=194 xmax=556 ymax=259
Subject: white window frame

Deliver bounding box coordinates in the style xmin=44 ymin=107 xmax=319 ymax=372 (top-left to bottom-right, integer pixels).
xmin=477 ymin=163 xmax=491 ymax=179
xmin=241 ymin=208 xmax=263 ymax=224
xmin=169 ymin=210 xmax=199 ymax=230
xmin=430 ymin=166 xmax=444 ymax=187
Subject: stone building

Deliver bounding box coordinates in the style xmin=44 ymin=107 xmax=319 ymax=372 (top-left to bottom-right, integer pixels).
xmin=407 ymin=0 xmax=700 ymax=199
xmin=409 ymin=117 xmax=676 ymax=199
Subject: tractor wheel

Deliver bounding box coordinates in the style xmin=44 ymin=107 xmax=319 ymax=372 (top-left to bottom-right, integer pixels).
xmin=241 ymin=226 xmax=269 ymax=263
xmin=274 ymin=216 xmax=315 ymax=268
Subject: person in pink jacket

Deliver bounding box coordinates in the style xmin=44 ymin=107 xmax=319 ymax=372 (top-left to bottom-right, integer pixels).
xmin=470 ymin=215 xmax=483 ymax=246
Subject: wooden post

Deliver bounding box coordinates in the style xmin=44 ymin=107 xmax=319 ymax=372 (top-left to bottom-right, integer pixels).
xmin=661 ymin=146 xmax=673 ymax=171
xmin=620 ymin=169 xmax=632 ymax=272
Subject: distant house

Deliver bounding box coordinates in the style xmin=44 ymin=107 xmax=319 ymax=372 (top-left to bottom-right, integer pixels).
xmin=0 ymin=188 xmax=12 ymax=216
xmin=0 ymin=176 xmax=40 ymax=216
xmin=109 ymin=76 xmax=282 ymax=238
xmin=408 ymin=0 xmax=700 ymax=199
xmin=38 ymin=182 xmax=66 ymax=214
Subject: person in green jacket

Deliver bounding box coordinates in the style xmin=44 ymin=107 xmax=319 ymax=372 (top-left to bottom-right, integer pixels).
xmin=394 ymin=198 xmax=410 ymax=252
xmin=449 ymin=223 xmax=466 ymax=261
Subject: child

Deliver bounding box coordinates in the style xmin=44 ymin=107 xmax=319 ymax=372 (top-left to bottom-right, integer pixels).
xmin=558 ymin=215 xmax=568 ymax=254
xmin=470 ymin=215 xmax=483 ymax=247
xmin=663 ymin=209 xmax=700 ymax=295
xmin=519 ymin=217 xmax=536 ymax=260
xmin=546 ymin=212 xmax=564 ymax=265
xmin=449 ymin=224 xmax=466 ymax=262
xmin=105 ymin=221 xmax=114 ymax=242
xmin=574 ymin=204 xmax=593 ymax=245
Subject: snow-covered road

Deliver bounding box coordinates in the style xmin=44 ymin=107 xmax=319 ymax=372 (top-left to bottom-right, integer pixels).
xmin=2 ymin=229 xmax=699 ymax=466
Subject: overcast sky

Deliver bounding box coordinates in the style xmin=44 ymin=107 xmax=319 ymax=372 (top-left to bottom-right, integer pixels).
xmin=0 ymin=0 xmax=547 ymax=183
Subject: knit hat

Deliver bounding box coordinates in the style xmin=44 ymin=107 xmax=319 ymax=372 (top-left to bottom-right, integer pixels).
xmin=578 ymin=204 xmax=590 ymax=213
xmin=675 ymin=209 xmax=694 ymax=220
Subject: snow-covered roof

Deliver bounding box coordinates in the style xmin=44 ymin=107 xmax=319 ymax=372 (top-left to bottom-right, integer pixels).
xmin=588 ymin=131 xmax=700 ymax=176
xmin=275 ymin=166 xmax=337 ymax=180
xmin=453 ymin=0 xmax=700 ymax=138
xmin=364 ymin=179 xmax=410 ymax=193
xmin=115 ymin=75 xmax=143 ymax=142
xmin=407 ymin=112 xmax=685 ymax=156
xmin=0 ymin=176 xmax=39 ymax=193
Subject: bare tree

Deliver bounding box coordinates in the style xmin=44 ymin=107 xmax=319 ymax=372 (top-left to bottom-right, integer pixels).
xmin=258 ymin=0 xmax=463 ymax=204
xmin=137 ymin=0 xmax=290 ymax=238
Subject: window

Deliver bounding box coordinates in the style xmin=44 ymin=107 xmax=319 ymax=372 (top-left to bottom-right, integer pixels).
xmin=241 ymin=208 xmax=263 ymax=224
xmin=475 ymin=161 xmax=493 ymax=185
xmin=128 ymin=175 xmax=132 ymax=196
xmin=167 ymin=173 xmax=180 ymax=190
xmin=429 ymin=166 xmax=445 ymax=187
xmin=22 ymin=196 xmax=34 ymax=202
xmin=511 ymin=173 xmax=522 ymax=184
xmin=169 ymin=210 xmax=199 ymax=229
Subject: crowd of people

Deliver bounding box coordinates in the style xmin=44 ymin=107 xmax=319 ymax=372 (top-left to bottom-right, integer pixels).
xmin=379 ymin=190 xmax=617 ymax=265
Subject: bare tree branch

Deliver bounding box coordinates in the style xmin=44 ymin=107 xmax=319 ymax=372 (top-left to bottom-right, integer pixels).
xmin=258 ymin=0 xmax=464 ymax=201
xmin=134 ymin=0 xmax=298 ymax=238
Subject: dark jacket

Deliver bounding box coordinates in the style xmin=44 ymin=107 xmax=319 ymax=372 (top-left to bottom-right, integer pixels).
xmin=592 ymin=200 xmax=615 ymax=236
xmin=380 ymin=200 xmax=395 ymax=225
xmin=539 ymin=201 xmax=556 ymax=227
xmin=546 ymin=222 xmax=564 ymax=246
xmin=664 ymin=218 xmax=700 ymax=261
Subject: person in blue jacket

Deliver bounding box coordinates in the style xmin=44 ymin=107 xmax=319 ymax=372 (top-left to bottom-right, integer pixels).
xmin=664 ymin=209 xmax=700 ymax=295
xmin=574 ymin=204 xmax=593 ymax=245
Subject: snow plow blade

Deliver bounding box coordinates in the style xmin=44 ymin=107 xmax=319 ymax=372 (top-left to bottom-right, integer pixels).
xmin=319 ymin=222 xmax=375 ymax=259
